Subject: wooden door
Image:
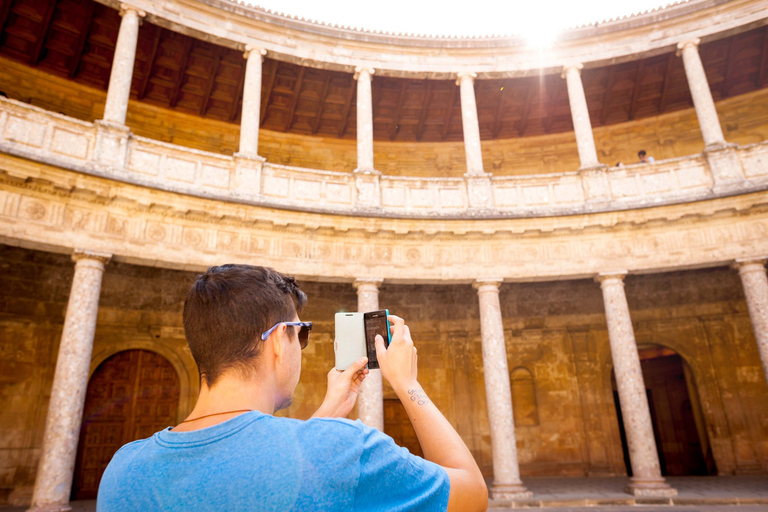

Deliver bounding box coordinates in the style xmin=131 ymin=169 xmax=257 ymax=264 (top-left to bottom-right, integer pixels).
xmin=384 ymin=399 xmax=424 ymax=457
xmin=72 ymin=350 xmax=180 ymax=499
xmin=640 ymin=354 xmax=709 ymax=475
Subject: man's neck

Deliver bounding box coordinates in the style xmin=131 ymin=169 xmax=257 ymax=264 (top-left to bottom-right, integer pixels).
xmin=173 ymin=374 xmax=276 ymax=432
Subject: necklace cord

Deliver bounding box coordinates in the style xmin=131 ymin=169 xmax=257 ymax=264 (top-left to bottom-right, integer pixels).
xmin=178 ymin=409 xmax=253 ymax=424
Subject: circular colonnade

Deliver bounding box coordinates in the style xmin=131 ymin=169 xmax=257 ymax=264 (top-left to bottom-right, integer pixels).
xmin=2 ymin=0 xmax=768 ymax=509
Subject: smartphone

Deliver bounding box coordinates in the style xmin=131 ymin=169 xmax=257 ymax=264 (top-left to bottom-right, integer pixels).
xmin=334 ymin=312 xmax=366 ymax=371
xmin=363 ymin=309 xmax=391 ymax=370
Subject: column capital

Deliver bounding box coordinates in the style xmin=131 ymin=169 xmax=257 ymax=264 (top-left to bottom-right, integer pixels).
xmin=676 ymin=37 xmax=701 ymax=55
xmin=243 ymin=45 xmax=267 ymax=60
xmin=473 ymin=278 xmax=503 ymax=292
xmin=595 ymin=271 xmax=628 ymax=287
xmin=561 ymin=62 xmax=584 ymax=79
xmin=455 ymin=71 xmax=477 ymax=86
xmin=119 ymin=3 xmax=146 ymax=17
xmin=733 ymin=258 xmax=767 ymax=272
xmin=72 ymin=249 xmax=112 ymax=267
xmin=354 ymin=67 xmax=375 ymax=80
xmin=353 ymin=278 xmax=383 ymax=291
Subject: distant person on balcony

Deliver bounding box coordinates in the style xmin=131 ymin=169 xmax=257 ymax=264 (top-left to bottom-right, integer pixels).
xmin=638 ymin=150 xmax=655 ymax=163
xmin=97 ymin=264 xmax=487 ymax=512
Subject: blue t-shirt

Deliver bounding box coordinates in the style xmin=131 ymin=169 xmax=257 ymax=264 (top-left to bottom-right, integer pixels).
xmin=97 ymin=411 xmax=450 ymax=511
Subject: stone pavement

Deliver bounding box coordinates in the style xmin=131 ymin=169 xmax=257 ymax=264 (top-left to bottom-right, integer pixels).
xmin=1 ymin=476 xmax=766 ymax=511
xmin=490 ymin=476 xmax=768 ymax=509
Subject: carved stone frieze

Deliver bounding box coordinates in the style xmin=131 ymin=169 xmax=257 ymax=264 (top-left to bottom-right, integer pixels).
xmin=1 ymin=157 xmax=768 ymax=282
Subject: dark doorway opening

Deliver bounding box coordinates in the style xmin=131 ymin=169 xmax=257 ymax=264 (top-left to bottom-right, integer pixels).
xmin=612 ymin=346 xmax=716 ymax=476
xmin=72 ymin=350 xmax=180 ymax=499
xmin=383 ymin=398 xmax=424 ymax=457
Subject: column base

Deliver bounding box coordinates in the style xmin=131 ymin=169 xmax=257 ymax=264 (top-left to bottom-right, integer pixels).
xmin=489 ymin=482 xmax=533 ymax=500
xmin=27 ymin=504 xmax=72 ymax=512
xmin=626 ymin=477 xmax=677 ymax=497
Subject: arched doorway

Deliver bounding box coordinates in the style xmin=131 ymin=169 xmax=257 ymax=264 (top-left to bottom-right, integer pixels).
xmin=72 ymin=349 xmax=180 ymax=499
xmin=612 ymin=345 xmax=716 ymax=476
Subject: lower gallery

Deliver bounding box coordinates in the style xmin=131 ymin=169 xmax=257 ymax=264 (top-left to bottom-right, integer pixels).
xmin=1 ymin=243 xmax=766 ymax=504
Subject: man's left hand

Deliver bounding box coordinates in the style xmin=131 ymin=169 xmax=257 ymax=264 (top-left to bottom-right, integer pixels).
xmin=312 ymin=358 xmax=368 ymax=419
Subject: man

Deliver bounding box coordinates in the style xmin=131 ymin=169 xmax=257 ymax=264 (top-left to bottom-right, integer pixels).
xmin=638 ymin=149 xmax=655 ymax=163
xmin=98 ymin=264 xmax=487 ymax=511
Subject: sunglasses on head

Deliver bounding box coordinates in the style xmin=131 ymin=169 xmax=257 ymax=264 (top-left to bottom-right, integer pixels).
xmin=261 ymin=321 xmax=313 ymax=350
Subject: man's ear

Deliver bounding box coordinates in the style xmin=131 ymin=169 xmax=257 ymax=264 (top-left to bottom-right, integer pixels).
xmin=271 ymin=324 xmax=286 ymax=365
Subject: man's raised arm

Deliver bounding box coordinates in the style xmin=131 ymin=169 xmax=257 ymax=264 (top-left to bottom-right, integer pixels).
xmin=375 ymin=316 xmax=488 ymax=512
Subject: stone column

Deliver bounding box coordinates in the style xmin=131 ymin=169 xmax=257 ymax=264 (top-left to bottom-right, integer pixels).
xmin=562 ymin=63 xmax=601 ymax=169
xmin=457 ymin=72 xmax=485 ymax=176
xmin=597 ymin=273 xmax=676 ymax=497
xmin=354 ymin=278 xmax=384 ymax=430
xmin=354 ymin=67 xmax=376 ymax=173
xmin=102 ymin=5 xmax=145 ymax=126
xmin=474 ymin=279 xmax=531 ymax=500
xmin=734 ymin=259 xmax=768 ymax=385
xmin=238 ymin=46 xmax=267 ymax=158
xmin=677 ymin=39 xmax=726 ymax=149
xmin=29 ymin=250 xmax=111 ymax=512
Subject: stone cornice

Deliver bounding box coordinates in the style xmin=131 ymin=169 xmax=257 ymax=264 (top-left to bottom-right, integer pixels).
xmin=1 ymin=155 xmax=768 ymax=283
xmin=91 ymin=0 xmax=766 ymax=78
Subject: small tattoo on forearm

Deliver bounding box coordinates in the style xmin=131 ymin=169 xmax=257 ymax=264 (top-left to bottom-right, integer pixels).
xmin=407 ymin=389 xmax=431 ymax=406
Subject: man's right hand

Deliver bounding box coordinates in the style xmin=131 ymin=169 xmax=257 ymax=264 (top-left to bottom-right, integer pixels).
xmin=374 ymin=314 xmax=488 ymax=512
xmin=374 ymin=315 xmax=417 ymax=394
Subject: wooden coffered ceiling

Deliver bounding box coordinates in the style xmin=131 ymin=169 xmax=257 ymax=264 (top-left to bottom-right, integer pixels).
xmin=1 ymin=0 xmax=768 ymax=143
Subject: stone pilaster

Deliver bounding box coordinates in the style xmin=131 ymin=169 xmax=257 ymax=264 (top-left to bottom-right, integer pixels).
xmin=354 ymin=67 xmax=376 ymax=173
xmin=474 ymin=279 xmax=531 ymax=500
xmin=562 ymin=63 xmax=601 ymax=169
xmin=457 ymin=72 xmax=486 ymax=176
xmin=597 ymin=273 xmax=676 ymax=497
xmin=102 ymin=5 xmax=145 ymax=126
xmin=29 ymin=250 xmax=111 ymax=512
xmin=734 ymin=259 xmax=768 ymax=385
xmin=677 ymin=39 xmax=726 ymax=149
xmin=237 ymin=46 xmax=267 ymax=158
xmin=354 ymin=278 xmax=384 ymax=430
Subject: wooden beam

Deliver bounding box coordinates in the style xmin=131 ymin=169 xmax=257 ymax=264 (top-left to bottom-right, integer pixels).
xmin=169 ymin=37 xmax=194 ymax=108
xmin=388 ymin=80 xmax=408 ymax=141
xmin=259 ymin=59 xmax=277 ymax=126
xmin=137 ymin=25 xmax=162 ymax=99
xmin=228 ymin=55 xmax=247 ymax=122
xmin=491 ymin=81 xmax=506 ymax=138
xmin=311 ymin=71 xmax=332 ymax=135
xmin=658 ymin=52 xmax=676 ymax=113
xmin=440 ymin=82 xmax=458 ymax=141
xmin=30 ymin=0 xmax=57 ymax=65
xmin=599 ymin=67 xmax=616 ymax=126
xmin=199 ymin=48 xmax=222 ymax=116
xmin=415 ymin=79 xmax=433 ymax=141
xmin=67 ymin=0 xmax=97 ymax=78
xmin=517 ymin=78 xmax=536 ymax=137
xmin=628 ymin=59 xmax=646 ymax=120
xmin=720 ymin=37 xmax=736 ymax=98
xmin=337 ymin=76 xmax=356 ymax=138
xmin=757 ymin=27 xmax=768 ymax=88
xmin=283 ymin=66 xmax=305 ymax=131
xmin=544 ymin=79 xmax=559 ymax=134
xmin=0 ymin=0 xmax=14 ymax=39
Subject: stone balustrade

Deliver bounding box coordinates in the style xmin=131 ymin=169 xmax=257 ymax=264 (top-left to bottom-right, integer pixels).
xmin=1 ymin=98 xmax=767 ymax=220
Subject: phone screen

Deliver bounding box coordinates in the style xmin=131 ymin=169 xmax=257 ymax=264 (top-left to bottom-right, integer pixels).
xmin=363 ymin=310 xmax=389 ymax=369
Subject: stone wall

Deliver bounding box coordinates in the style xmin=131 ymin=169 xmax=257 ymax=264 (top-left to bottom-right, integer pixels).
xmin=1 ymin=246 xmax=767 ymax=505
xmin=2 ymin=56 xmax=768 ymax=178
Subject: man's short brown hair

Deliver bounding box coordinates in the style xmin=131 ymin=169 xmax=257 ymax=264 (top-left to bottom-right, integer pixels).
xmin=182 ymin=264 xmax=307 ymax=386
